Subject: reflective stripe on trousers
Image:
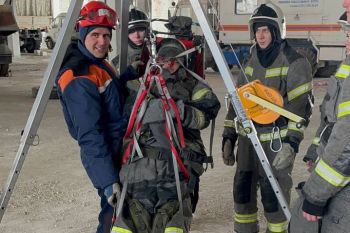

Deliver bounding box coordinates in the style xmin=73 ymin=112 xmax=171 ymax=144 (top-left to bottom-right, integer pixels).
xmin=267 ymin=220 xmax=288 ymax=232
xmin=234 ymin=212 xmax=258 ymax=224
xmin=111 ymin=226 xmax=133 ymax=233
xmin=164 ymin=227 xmax=184 ymax=233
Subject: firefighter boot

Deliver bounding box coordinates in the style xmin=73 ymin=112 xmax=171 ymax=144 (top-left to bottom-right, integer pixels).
xmin=151 ymin=200 xmax=179 ymax=233
xmin=128 ymin=198 xmax=152 ymax=233
xmin=164 ymin=197 xmax=192 ymax=233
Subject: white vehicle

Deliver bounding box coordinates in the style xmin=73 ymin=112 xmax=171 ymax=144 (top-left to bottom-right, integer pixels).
xmin=44 ymin=12 xmax=66 ymax=49
xmin=219 ymin=0 xmax=346 ymax=76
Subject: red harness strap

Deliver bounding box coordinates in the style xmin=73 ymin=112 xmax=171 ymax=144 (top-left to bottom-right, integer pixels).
xmin=122 ymin=67 xmax=189 ymax=180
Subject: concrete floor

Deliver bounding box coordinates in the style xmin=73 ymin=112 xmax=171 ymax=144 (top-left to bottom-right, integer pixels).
xmin=0 ymin=52 xmax=327 ymax=232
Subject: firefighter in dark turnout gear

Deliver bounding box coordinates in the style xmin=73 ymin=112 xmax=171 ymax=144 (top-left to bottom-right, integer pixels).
xmin=55 ymin=2 xmax=140 ymax=233
xmin=221 ymin=3 xmax=313 ymax=233
xmin=288 ymin=2 xmax=350 ymax=231
xmin=112 ymin=6 xmax=150 ymax=118
xmin=112 ymin=6 xmax=150 ymax=76
xmin=112 ymin=38 xmax=220 ymax=233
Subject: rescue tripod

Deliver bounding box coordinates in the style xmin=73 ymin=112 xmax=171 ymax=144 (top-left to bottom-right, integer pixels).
xmin=0 ymin=0 xmax=294 ymax=226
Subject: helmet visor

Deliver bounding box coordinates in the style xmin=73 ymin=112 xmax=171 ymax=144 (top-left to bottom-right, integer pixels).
xmin=82 ymin=8 xmax=118 ymax=26
xmin=128 ymin=26 xmax=146 ymax=34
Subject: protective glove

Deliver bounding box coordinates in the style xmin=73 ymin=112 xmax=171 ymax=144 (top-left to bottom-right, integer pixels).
xmin=222 ymin=137 xmax=236 ymax=166
xmin=104 ymin=183 xmax=121 ymax=208
xmin=272 ymin=143 xmax=296 ymax=170
xmin=303 ymin=144 xmax=319 ymax=171
xmin=303 ymin=144 xmax=318 ymax=163
xmin=131 ymin=60 xmax=144 ymax=71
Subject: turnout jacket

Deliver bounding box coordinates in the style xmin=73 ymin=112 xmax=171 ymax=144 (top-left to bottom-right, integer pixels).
xmin=56 ymin=42 xmax=137 ymax=190
xmin=112 ymin=43 xmax=150 ymax=77
xmin=304 ymin=57 xmax=350 ymax=163
xmin=302 ymin=57 xmax=350 ymax=216
xmin=223 ymin=41 xmax=313 ymax=151
xmin=140 ymin=67 xmax=221 ymax=161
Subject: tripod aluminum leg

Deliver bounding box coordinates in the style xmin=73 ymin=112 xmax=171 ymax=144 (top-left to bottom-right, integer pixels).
xmin=0 ymin=0 xmax=84 ymax=224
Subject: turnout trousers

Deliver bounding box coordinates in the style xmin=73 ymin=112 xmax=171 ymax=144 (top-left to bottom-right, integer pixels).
xmin=114 ymin=149 xmax=192 ymax=233
xmin=233 ymin=136 xmax=293 ymax=233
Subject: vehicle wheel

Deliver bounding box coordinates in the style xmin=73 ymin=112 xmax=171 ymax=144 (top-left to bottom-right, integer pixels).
xmin=31 ymin=86 xmax=59 ymax=99
xmin=0 ymin=64 xmax=9 ymax=77
xmin=295 ymin=48 xmax=317 ymax=76
xmin=46 ymin=38 xmax=55 ymax=49
xmin=315 ymin=65 xmax=338 ymax=78
xmin=25 ymin=39 xmax=36 ymax=53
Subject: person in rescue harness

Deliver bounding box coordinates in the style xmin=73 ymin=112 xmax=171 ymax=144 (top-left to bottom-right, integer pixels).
xmin=302 ymin=11 xmax=350 ymax=171
xmin=221 ymin=2 xmax=313 ymax=233
xmin=113 ymin=38 xmax=221 ymax=233
xmin=288 ymin=1 xmax=350 ymax=232
xmin=55 ymin=1 xmax=141 ymax=233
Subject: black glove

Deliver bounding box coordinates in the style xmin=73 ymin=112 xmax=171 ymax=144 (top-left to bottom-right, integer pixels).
xmin=303 ymin=144 xmax=319 ymax=163
xmin=222 ymin=138 xmax=235 ymax=166
xmin=221 ymin=132 xmax=238 ymax=166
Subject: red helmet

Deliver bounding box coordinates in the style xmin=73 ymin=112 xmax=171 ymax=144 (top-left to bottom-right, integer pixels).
xmin=78 ymin=1 xmax=118 ymax=28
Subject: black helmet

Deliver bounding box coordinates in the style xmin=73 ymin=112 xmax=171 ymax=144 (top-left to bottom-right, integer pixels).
xmin=249 ymin=2 xmax=286 ymax=40
xmin=129 ymin=7 xmax=149 ymax=32
xmin=156 ymin=38 xmax=186 ymax=64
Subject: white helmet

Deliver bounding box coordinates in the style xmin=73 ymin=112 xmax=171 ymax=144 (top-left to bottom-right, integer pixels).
xmin=338 ymin=12 xmax=350 ymax=32
xmin=249 ymin=2 xmax=286 ymax=40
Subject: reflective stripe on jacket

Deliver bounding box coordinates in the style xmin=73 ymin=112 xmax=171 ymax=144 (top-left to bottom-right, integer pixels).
xmin=302 ymin=56 xmax=350 ymax=216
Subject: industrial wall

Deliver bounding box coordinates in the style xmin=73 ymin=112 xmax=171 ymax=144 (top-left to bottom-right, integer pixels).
xmin=15 ymin=0 xmax=52 ymax=16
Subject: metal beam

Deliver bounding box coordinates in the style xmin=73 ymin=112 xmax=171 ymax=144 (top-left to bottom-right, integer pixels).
xmin=115 ymin=0 xmax=130 ymax=74
xmin=0 ymin=0 xmax=84 ymax=224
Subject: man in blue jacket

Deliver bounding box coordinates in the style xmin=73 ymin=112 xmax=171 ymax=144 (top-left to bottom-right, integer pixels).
xmin=56 ymin=1 xmax=140 ymax=232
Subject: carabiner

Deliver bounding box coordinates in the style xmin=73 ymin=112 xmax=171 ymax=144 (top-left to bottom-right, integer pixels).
xmin=270 ymin=126 xmax=282 ymax=152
